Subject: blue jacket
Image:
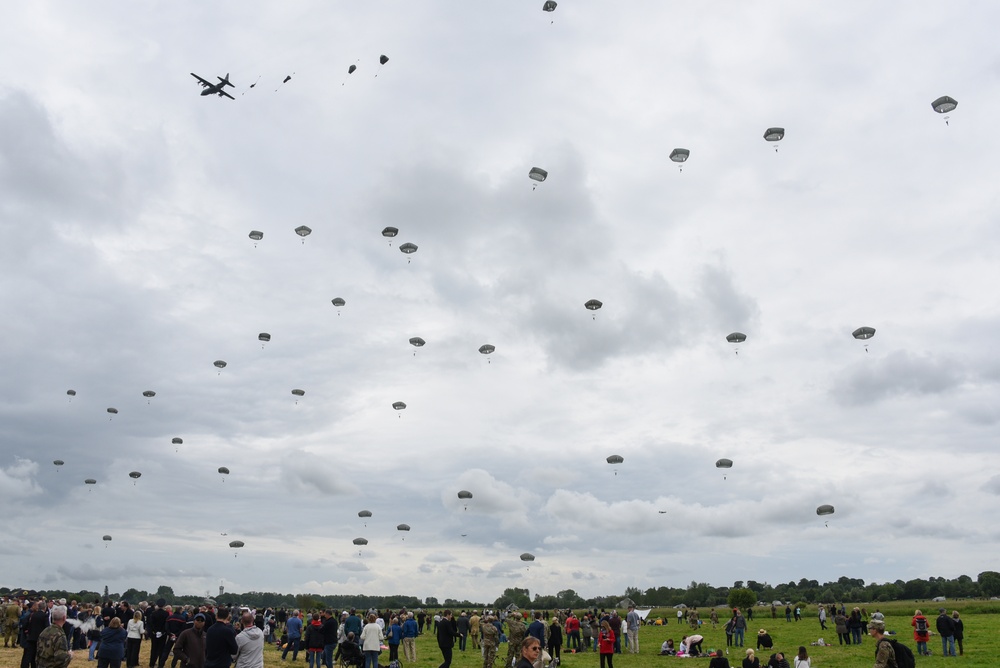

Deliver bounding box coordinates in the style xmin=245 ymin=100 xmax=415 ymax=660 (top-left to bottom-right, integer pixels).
xmin=98 ymin=627 xmax=127 ymax=660
xmin=287 ymin=616 xmax=303 ymax=640
xmin=401 ymin=619 xmax=418 ymax=639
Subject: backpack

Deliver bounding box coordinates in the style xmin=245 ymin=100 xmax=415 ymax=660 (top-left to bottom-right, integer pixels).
xmin=879 ymin=639 xmax=915 ymax=668
xmin=914 ymin=618 xmax=928 ymax=634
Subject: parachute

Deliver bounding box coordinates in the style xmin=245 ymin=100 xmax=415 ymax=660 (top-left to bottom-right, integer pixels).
xmin=66 ymin=389 xmax=76 ymax=401
xmin=458 ymin=490 xmax=473 ymax=510
xmin=218 ymin=467 xmax=230 ymax=480
xmin=294 ymin=225 xmax=312 ymax=244
xmin=53 ymin=460 xmax=64 ymax=468
xmin=852 ymin=326 xmax=876 ymax=352
xmin=358 ymin=510 xmax=372 ymax=527
xmin=716 ymin=458 xmax=733 ymax=480
xmin=726 ymin=332 xmax=746 ymax=355
xmin=214 ymin=360 xmax=227 ymax=374
xmin=107 ymin=407 xmax=118 ymax=420
xmin=382 ymin=226 xmax=398 ymax=245
xmin=606 ymin=454 xmax=624 ymax=475
xmin=292 ymin=389 xmax=305 ymax=404
xmin=85 ymin=478 xmax=96 ymax=485
xmin=396 ymin=523 xmax=410 ymax=531
xmin=816 ymin=504 xmax=835 ymax=526
xmin=479 ymin=344 xmax=495 ymax=363
xmin=249 ymin=230 xmax=263 ymax=247
xmin=229 ymin=540 xmax=244 ymax=557
xmin=258 ymin=332 xmax=271 ymax=348
xmin=399 ymin=243 xmax=418 ymax=263
xmin=528 ymin=167 xmax=548 ymax=190
xmin=520 ymin=553 xmax=535 ymax=569
xmin=143 ymin=390 xmax=155 ymax=404
xmin=331 ymin=297 xmax=346 ymax=315
xmin=172 ymin=437 xmax=183 ymax=452
xmin=543 ymin=0 xmax=557 ymax=11
xmin=376 ymin=54 xmax=389 ymax=77
xmin=353 ymin=537 xmax=369 ymax=545
xmin=931 ymin=95 xmax=958 ymax=125
xmin=669 ymin=148 xmax=690 ymax=172
xmin=763 ymin=127 xmax=785 ymax=151
xmin=392 ymin=401 xmax=407 ymax=413
xmin=103 ymin=535 xmax=112 ymax=548
xmin=129 ymin=471 xmax=141 ymax=485
xmin=585 ymin=299 xmax=603 ymax=319
xmin=409 ymin=337 xmax=425 ymax=356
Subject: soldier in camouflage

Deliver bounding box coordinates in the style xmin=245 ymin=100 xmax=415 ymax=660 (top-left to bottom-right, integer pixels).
xmin=36 ymin=605 xmax=71 ymax=668
xmin=504 ymin=613 xmax=526 ymax=668
xmin=4 ymin=597 xmax=20 ymax=647
xmin=481 ymin=615 xmax=499 ymax=668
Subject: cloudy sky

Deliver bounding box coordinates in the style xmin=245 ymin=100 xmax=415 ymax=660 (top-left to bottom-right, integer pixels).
xmin=2 ymin=1 xmax=999 ymax=602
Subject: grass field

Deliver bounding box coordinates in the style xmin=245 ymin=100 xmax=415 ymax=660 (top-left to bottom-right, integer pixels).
xmin=0 ymin=602 xmax=990 ymax=668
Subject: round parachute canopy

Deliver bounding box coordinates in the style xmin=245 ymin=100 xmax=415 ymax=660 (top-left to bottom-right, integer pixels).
xmin=457 ymin=490 xmax=473 ymax=500
xmin=392 ymin=401 xmax=406 ymax=410
xmin=103 ymin=535 xmax=112 ymax=542
xmin=229 ymin=540 xmax=244 ymax=549
xmin=409 ymin=337 xmax=425 ymax=347
xmin=479 ymin=344 xmax=495 ymax=355
xmin=331 ymin=297 xmax=346 ymax=307
xmin=291 ymin=389 xmax=305 ymax=397
xmin=358 ymin=510 xmax=373 ymax=518
xmin=382 ymin=226 xmax=398 ymax=238
xmin=380 ymin=55 xmax=389 ymax=65
xmin=84 ymin=478 xmax=97 ymax=485
xmin=715 ymin=458 xmax=733 ymax=469
xmin=584 ymin=299 xmax=603 ymax=311
xmin=528 ymin=167 xmax=548 ymax=182
xmin=543 ymin=0 xmax=557 ymax=11
xmin=396 ymin=523 xmax=410 ymax=531
xmin=171 ymin=437 xmax=183 ymax=445
xmin=107 ymin=407 xmax=118 ymax=415
xmin=214 ymin=360 xmax=227 ymax=369
xmin=726 ymin=332 xmax=747 ymax=344
xmin=931 ymin=96 xmax=958 ymax=114
xmin=669 ymin=148 xmax=690 ymax=163
xmin=129 ymin=471 xmax=141 ymax=479
xmin=816 ymin=504 xmax=835 ymax=516
xmin=142 ymin=390 xmax=156 ymax=398
xmin=294 ymin=225 xmax=312 ymax=238
xmin=606 ymin=454 xmax=624 ymax=465
xmin=66 ymin=389 xmax=76 ymax=397
xmin=852 ymin=326 xmax=876 ymax=340
xmin=249 ymin=230 xmax=263 ymax=241
xmin=520 ymin=553 xmax=535 ymax=562
xmin=218 ymin=467 xmax=230 ymax=475
xmin=348 ymin=64 xmax=357 ymax=75
xmin=53 ymin=460 xmax=64 ymax=466
xmin=763 ymin=127 xmax=785 ymax=142
xmin=353 ymin=537 xmax=368 ymax=546
xmin=258 ymin=333 xmax=271 ymax=343
xmin=399 ymin=242 xmax=418 ymax=254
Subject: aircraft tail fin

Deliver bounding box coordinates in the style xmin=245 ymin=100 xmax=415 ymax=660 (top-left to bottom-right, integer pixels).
xmin=220 ymin=73 xmax=233 ymax=87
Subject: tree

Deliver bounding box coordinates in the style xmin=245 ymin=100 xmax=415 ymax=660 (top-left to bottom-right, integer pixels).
xmin=978 ymin=571 xmax=1000 ymax=597
xmin=727 ymin=588 xmax=756 ymax=613
xmin=155 ymin=585 xmax=174 ymax=601
xmin=425 ymin=597 xmax=440 ymax=606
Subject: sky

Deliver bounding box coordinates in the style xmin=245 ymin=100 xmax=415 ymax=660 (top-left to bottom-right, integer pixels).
xmin=2 ymin=1 xmax=999 ymax=603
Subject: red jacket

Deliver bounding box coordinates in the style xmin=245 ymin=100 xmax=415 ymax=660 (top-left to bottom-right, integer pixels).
xmin=911 ymin=615 xmax=929 ymax=641
xmin=598 ymin=629 xmax=615 ymax=654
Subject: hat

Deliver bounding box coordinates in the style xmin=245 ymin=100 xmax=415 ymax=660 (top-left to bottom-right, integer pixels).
xmin=758 ymin=629 xmax=767 ymax=634
xmin=868 ymin=618 xmax=885 ymax=631
xmin=194 ymin=613 xmax=206 ymax=621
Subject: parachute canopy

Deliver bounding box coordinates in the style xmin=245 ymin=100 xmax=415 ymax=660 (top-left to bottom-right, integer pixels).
xmin=142 ymin=390 xmax=156 ymax=398
xmin=229 ymin=540 xmax=244 ymax=548
xmin=715 ymin=458 xmax=733 ymax=469
xmin=528 ymin=167 xmax=548 ymax=182
xmin=380 ymin=55 xmax=389 ymax=65
xmin=816 ymin=504 xmax=835 ymax=516
xmin=396 ymin=523 xmax=410 ymax=531
xmin=291 ymin=389 xmax=305 ymax=397
xmin=103 ymin=535 xmax=112 ymax=542
xmin=348 ymin=64 xmax=357 ymax=75
xmin=107 ymin=407 xmax=118 ymax=414
xmin=606 ymin=454 xmax=624 ymax=465
xmin=172 ymin=437 xmax=183 ymax=445
xmin=457 ymin=490 xmax=473 ymax=500
xmin=258 ymin=333 xmax=271 ymax=343
xmin=218 ymin=467 xmax=230 ymax=475
xmin=85 ymin=478 xmax=97 ymax=485
xmin=382 ymin=226 xmax=398 ymax=238
xmin=520 ymin=552 xmax=535 ymax=562
xmin=763 ymin=127 xmax=785 ymax=142
xmin=726 ymin=332 xmax=747 ymax=343
xmin=931 ymin=95 xmax=958 ymax=114
xmin=358 ymin=510 xmax=373 ymax=518
xmin=409 ymin=337 xmax=425 ymax=347
xmin=479 ymin=344 xmax=495 ymax=355
xmin=66 ymin=389 xmax=76 ymax=397
xmin=543 ymin=0 xmax=557 ymax=11
xmin=353 ymin=537 xmax=368 ymax=546
xmin=249 ymin=230 xmax=263 ymax=241
xmin=399 ymin=242 xmax=418 ymax=254
xmin=129 ymin=471 xmax=141 ymax=479
xmin=53 ymin=460 xmax=64 ymax=466
xmin=294 ymin=225 xmax=312 ymax=238
xmin=585 ymin=299 xmax=603 ymax=311
xmin=669 ymin=148 xmax=690 ymax=163
xmin=214 ymin=360 xmax=227 ymax=369
xmin=392 ymin=401 xmax=406 ymax=410
xmin=331 ymin=297 xmax=346 ymax=307
xmin=852 ymin=326 xmax=876 ymax=340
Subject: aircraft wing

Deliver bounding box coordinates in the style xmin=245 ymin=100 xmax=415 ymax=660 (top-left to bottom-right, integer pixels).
xmin=190 ymin=73 xmax=213 ymax=87
xmin=217 ymin=89 xmax=235 ymax=100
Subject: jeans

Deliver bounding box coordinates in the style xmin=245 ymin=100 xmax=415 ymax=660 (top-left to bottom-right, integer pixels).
xmin=851 ymin=628 xmax=862 ymax=644
xmin=916 ymin=640 xmax=927 ymax=655
xmin=941 ymin=635 xmax=955 ymax=657
xmin=364 ymin=651 xmax=379 ymax=668
xmin=458 ymin=633 xmax=466 ymax=651
xmin=734 ymin=628 xmax=744 ymax=647
xmin=283 ymin=638 xmax=301 ymax=661
xmin=308 ymin=651 xmax=322 ymax=668
xmin=324 ymin=643 xmax=336 ymax=668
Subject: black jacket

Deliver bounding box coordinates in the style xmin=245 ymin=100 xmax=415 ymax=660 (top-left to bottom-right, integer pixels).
xmin=437 ymin=617 xmax=458 ymax=649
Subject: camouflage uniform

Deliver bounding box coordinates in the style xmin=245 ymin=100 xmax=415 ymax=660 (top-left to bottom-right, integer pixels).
xmin=504 ymin=614 xmax=525 ymax=668
xmin=36 ymin=624 xmax=71 ymax=668
xmin=481 ymin=620 xmax=499 ymax=668
xmin=469 ymin=614 xmax=481 ymax=650
xmin=689 ymin=609 xmax=700 ymax=630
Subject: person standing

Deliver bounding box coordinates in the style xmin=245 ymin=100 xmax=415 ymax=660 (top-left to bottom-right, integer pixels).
xmin=565 ymin=614 xmax=580 ymax=653
xmin=724 ymin=616 xmax=735 ymax=648
xmin=233 ymin=612 xmax=264 ymax=668
xmin=283 ymin=611 xmax=303 ymax=662
xmin=834 ymin=610 xmax=849 ymax=646
xmin=172 ymin=613 xmax=206 ymax=668
xmin=625 ymin=606 xmax=640 ymax=654
xmin=910 ymin=610 xmax=929 ymax=656
xmin=401 ymin=613 xmax=418 ymax=663
xmin=23 ymin=602 xmax=49 ymax=668
xmin=936 ymin=608 xmax=956 ymax=657
xmin=548 ymin=616 xmax=563 ymax=666
xmin=505 ymin=613 xmax=526 ymax=668
xmin=205 ymin=608 xmax=238 ymax=668
xmin=952 ymin=611 xmax=964 ymax=656
xmin=304 ymin=614 xmax=325 ymax=668
xmin=36 ymin=606 xmax=71 ymax=668
xmin=516 ymin=637 xmax=540 ymax=668
xmin=320 ymin=611 xmax=338 ymax=668
xmin=469 ymin=612 xmax=481 ymax=651
xmin=97 ymin=619 xmax=127 ymax=668
xmin=360 ymin=614 xmax=383 ymax=668
xmin=527 ymin=613 xmax=546 ymax=651
xmin=847 ymin=608 xmax=864 ymax=645
xmin=867 ymin=619 xmax=895 ymax=668
xmin=125 ymin=612 xmax=145 ymax=668
xmin=597 ymin=621 xmax=615 ymax=668
xmin=481 ymin=615 xmax=499 ymax=668
xmin=386 ymin=616 xmax=402 ymax=664
xmin=436 ymin=611 xmax=457 ymax=668
xmin=146 ymin=601 xmax=168 ymax=668
xmin=818 ymin=607 xmax=826 ymax=631
xmin=733 ymin=610 xmax=747 ymax=648
xmin=456 ymin=612 xmax=470 ymax=652
xmin=710 ymin=609 xmax=719 ymax=629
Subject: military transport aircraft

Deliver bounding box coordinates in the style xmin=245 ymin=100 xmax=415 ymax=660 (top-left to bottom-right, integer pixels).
xmin=190 ymin=72 xmax=235 ymax=99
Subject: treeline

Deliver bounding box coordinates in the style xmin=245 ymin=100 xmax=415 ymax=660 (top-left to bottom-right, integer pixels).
xmin=5 ymin=571 xmax=999 ymax=611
